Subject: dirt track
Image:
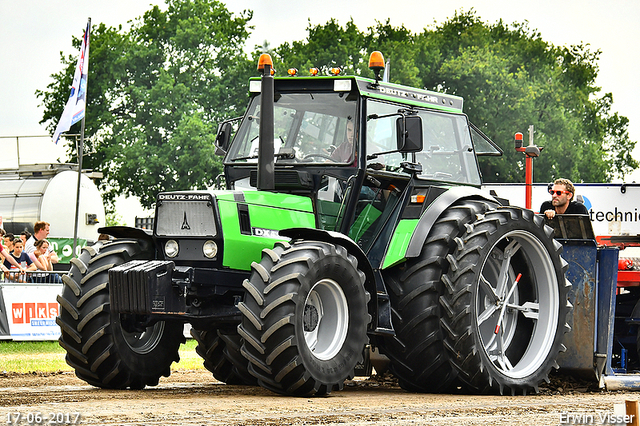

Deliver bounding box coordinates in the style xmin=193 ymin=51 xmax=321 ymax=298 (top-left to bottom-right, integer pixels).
xmin=1 ymin=370 xmax=639 ymax=425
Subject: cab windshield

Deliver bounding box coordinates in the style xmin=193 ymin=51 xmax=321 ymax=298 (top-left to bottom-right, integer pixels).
xmin=226 ymin=92 xmax=358 ymax=164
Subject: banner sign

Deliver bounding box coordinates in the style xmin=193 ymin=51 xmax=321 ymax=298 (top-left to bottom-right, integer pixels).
xmin=1 ymin=284 xmax=63 ymax=340
xmin=48 ymin=237 xmax=87 ymax=264
xmin=483 ymin=183 xmax=640 ymax=237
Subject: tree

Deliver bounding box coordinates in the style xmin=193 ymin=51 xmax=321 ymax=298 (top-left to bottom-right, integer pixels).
xmin=274 ymin=18 xmax=366 ymax=76
xmin=415 ymin=10 xmax=637 ymax=183
xmin=38 ymin=0 xmax=255 ymax=208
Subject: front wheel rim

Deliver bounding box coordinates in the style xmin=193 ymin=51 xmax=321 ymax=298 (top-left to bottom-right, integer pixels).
xmin=303 ymin=279 xmax=349 ymax=361
xmin=122 ymin=320 xmax=166 ymax=355
xmin=475 ymin=230 xmax=559 ymax=379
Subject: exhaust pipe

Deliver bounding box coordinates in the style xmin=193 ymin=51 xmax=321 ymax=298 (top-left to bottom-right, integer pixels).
xmin=257 ymin=54 xmax=275 ymax=190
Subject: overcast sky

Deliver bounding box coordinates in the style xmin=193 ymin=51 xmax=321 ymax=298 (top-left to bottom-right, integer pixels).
xmin=1 ymin=0 xmax=639 ymax=180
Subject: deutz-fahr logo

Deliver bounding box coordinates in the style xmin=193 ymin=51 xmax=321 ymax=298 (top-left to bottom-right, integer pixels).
xmin=158 ymin=194 xmax=210 ymax=201
xmin=375 ymin=86 xmax=439 ymax=103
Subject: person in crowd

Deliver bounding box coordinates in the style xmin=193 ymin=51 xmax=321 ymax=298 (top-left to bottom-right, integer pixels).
xmin=3 ymin=233 xmax=15 ymax=253
xmin=2 ymin=232 xmax=16 ymax=262
xmin=3 ymin=238 xmax=36 ymax=282
xmin=540 ymin=178 xmax=589 ymax=219
xmin=20 ymin=231 xmax=31 ymax=245
xmin=32 ymin=239 xmax=61 ymax=283
xmin=25 ymin=221 xmax=58 ymax=270
xmin=2 ymin=232 xmax=14 ymax=264
xmin=33 ymin=239 xmax=54 ymax=271
xmin=0 ymin=235 xmax=25 ymax=275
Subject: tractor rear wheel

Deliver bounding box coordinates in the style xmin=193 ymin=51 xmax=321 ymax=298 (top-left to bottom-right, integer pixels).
xmin=440 ymin=207 xmax=571 ymax=395
xmin=238 ymin=240 xmax=370 ymax=396
xmin=56 ymin=240 xmax=185 ymax=389
xmin=381 ymin=200 xmax=494 ymax=392
xmin=191 ymin=328 xmax=257 ymax=385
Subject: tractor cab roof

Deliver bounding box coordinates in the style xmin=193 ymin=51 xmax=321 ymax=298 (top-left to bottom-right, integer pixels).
xmin=248 ymin=75 xmax=464 ymax=114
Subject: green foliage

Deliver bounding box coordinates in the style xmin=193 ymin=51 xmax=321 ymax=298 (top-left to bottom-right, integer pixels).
xmin=416 ymin=10 xmax=637 ymax=183
xmin=105 ymin=212 xmax=124 ymax=227
xmin=39 ymin=6 xmax=636 ymax=195
xmin=38 ymin=0 xmax=254 ymax=208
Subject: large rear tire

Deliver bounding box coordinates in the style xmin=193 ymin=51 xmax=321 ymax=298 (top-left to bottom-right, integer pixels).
xmin=381 ymin=200 xmax=494 ymax=392
xmin=56 ymin=240 xmax=185 ymax=389
xmin=440 ymin=207 xmax=571 ymax=395
xmin=191 ymin=327 xmax=257 ymax=385
xmin=238 ymin=240 xmax=370 ymax=396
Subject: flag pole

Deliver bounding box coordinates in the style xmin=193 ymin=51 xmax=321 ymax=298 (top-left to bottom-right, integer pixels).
xmin=72 ymin=117 xmax=86 ymax=258
xmin=72 ymin=17 xmax=91 ymax=259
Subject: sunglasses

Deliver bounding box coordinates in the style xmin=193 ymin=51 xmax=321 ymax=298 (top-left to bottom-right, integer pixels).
xmin=549 ymin=190 xmax=571 ymax=196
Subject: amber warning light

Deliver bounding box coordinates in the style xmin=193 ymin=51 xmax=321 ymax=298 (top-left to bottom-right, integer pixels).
xmin=369 ymin=51 xmax=385 ymax=82
xmin=258 ymin=53 xmax=275 ymax=75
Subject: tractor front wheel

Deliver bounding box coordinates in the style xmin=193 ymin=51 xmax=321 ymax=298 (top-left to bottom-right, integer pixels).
xmin=56 ymin=240 xmax=185 ymax=389
xmin=238 ymin=240 xmax=370 ymax=396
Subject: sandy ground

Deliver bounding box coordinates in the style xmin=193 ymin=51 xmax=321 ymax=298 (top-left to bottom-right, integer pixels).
xmin=1 ymin=370 xmax=640 ymax=425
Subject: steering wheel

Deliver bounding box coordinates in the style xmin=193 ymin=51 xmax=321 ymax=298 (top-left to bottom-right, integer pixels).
xmin=303 ymin=153 xmax=338 ymax=162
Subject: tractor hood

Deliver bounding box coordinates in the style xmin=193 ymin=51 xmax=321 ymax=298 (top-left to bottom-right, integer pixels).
xmin=154 ymin=190 xmax=315 ymax=271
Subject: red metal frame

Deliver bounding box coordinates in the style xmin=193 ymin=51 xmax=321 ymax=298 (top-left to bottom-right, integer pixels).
xmin=515 ymin=146 xmax=533 ymax=210
xmin=597 ymin=235 xmax=640 ymax=288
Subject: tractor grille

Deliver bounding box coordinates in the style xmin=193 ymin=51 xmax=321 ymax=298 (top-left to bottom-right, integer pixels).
xmin=109 ymin=260 xmax=174 ymax=314
xmin=155 ymin=199 xmax=216 ymax=237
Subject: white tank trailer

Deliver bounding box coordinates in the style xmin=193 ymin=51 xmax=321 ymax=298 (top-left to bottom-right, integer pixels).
xmin=0 ymin=164 xmax=105 ymax=264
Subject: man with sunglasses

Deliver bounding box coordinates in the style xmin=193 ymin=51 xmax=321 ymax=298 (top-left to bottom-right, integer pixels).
xmin=540 ymin=178 xmax=589 ymax=219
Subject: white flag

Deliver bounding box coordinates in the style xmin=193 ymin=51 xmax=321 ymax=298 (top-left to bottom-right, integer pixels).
xmin=52 ymin=20 xmax=90 ymax=144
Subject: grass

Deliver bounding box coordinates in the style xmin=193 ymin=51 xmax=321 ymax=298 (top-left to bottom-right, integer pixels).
xmin=0 ymin=339 xmax=205 ymax=373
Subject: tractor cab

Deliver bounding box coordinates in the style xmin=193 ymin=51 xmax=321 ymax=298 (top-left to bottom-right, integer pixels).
xmin=216 ymin=52 xmax=500 ymax=257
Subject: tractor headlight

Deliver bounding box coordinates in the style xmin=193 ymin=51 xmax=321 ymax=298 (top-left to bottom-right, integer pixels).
xmin=165 ymin=239 xmax=179 ymax=258
xmin=203 ymin=240 xmax=218 ymax=258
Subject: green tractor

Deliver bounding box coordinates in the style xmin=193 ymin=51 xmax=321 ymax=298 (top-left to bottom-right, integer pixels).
xmin=57 ymin=51 xmax=571 ymax=396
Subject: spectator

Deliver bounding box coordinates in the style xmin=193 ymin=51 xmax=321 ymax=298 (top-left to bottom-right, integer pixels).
xmin=1 ymin=241 xmax=25 ymax=275
xmin=540 ymin=178 xmax=589 ymax=219
xmin=25 ymin=221 xmax=59 ymax=270
xmin=33 ymin=239 xmax=54 ymax=271
xmin=20 ymin=231 xmax=31 ymax=245
xmin=3 ymin=238 xmax=36 ymax=282
xmin=32 ymin=239 xmax=61 ymax=283
xmin=3 ymin=233 xmax=15 ymax=253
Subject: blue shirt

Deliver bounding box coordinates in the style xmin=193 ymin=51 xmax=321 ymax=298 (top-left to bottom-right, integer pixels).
xmin=3 ymin=251 xmax=33 ymax=270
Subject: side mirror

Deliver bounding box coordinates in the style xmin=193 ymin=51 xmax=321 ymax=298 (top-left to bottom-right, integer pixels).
xmin=215 ymin=121 xmax=233 ymax=155
xmin=396 ymin=115 xmax=423 ymax=153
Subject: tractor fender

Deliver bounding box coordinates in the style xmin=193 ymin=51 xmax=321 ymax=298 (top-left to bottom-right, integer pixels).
xmin=97 ymin=225 xmax=156 ymax=254
xmin=405 ymin=186 xmax=498 ymax=258
xmin=279 ymin=227 xmax=377 ymax=312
